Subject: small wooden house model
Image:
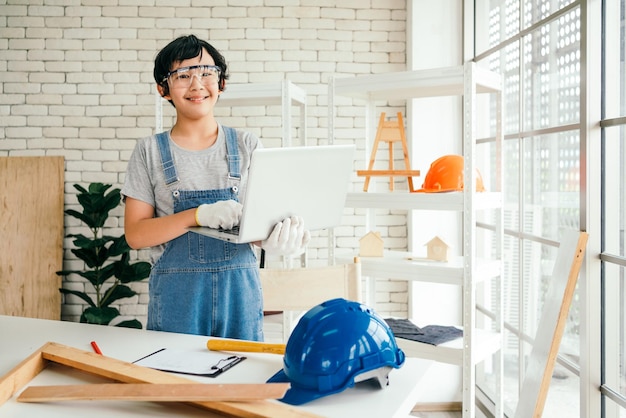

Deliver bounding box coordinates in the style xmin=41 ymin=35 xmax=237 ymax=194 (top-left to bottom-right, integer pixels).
xmin=425 ymin=236 xmax=450 ymax=262
xmin=359 ymin=231 xmax=384 ymax=257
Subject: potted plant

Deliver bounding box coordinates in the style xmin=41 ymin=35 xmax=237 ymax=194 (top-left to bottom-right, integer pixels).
xmin=57 ymin=183 xmax=151 ymax=328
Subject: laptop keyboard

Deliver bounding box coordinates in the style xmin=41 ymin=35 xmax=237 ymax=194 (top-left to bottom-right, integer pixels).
xmin=218 ymin=225 xmax=240 ymax=235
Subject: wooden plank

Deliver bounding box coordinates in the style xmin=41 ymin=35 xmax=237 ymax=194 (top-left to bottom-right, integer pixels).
xmin=17 ymin=382 xmax=290 ymax=403
xmin=411 ymin=401 xmax=462 ymax=412
xmin=22 ymin=342 xmax=319 ymax=418
xmin=0 ymin=345 xmax=48 ymax=406
xmin=514 ymin=230 xmax=588 ymax=418
xmin=0 ymin=156 xmax=64 ymax=319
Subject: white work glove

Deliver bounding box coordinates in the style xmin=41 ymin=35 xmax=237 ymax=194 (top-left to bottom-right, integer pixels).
xmin=262 ymin=216 xmax=311 ymax=256
xmin=195 ymin=200 xmax=243 ymax=230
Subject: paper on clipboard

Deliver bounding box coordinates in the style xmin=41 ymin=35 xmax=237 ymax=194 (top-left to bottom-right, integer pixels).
xmin=133 ymin=348 xmax=245 ymax=377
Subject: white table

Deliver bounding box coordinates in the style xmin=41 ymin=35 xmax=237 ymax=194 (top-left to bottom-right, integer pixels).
xmin=0 ymin=315 xmax=432 ymax=418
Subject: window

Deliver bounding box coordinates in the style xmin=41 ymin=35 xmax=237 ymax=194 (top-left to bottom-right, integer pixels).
xmin=474 ymin=0 xmax=584 ymax=415
xmin=600 ymin=0 xmax=626 ymax=414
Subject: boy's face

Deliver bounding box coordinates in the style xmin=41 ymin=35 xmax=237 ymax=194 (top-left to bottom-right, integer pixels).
xmin=157 ymin=48 xmax=223 ymax=116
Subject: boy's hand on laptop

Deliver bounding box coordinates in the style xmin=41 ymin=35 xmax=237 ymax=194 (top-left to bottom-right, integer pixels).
xmin=195 ymin=200 xmax=243 ymax=230
xmin=262 ymin=216 xmax=311 ymax=256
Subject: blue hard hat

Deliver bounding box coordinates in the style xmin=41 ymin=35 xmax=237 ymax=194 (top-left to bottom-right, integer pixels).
xmin=267 ymin=298 xmax=405 ymax=405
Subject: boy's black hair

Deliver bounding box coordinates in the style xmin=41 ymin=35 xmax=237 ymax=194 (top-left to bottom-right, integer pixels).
xmin=154 ymin=34 xmax=229 ymax=102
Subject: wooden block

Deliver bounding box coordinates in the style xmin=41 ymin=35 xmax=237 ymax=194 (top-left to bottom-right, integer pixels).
xmin=359 ymin=231 xmax=384 ymax=257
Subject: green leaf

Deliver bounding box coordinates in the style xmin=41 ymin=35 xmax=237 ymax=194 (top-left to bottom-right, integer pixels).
xmin=81 ymin=306 xmax=120 ymax=325
xmin=87 ymin=182 xmax=111 ymax=194
xmin=100 ymin=284 xmax=136 ymax=308
xmin=64 ymin=209 xmax=97 ymax=227
xmin=70 ymin=247 xmax=99 ymax=266
xmin=78 ymin=270 xmax=101 ymax=287
xmin=94 ymin=263 xmax=116 ymax=286
xmin=102 ymin=188 xmax=122 ymax=212
xmin=59 ymin=288 xmax=96 ymax=308
xmin=73 ymin=184 xmax=89 ymax=194
xmin=59 ymin=266 xmax=116 ymax=288
xmin=71 ymin=247 xmax=109 ymax=269
xmin=113 ymin=253 xmax=152 ymax=283
xmin=77 ymin=204 xmax=107 ymax=228
xmin=108 ymin=235 xmax=131 ymax=257
xmin=129 ymin=261 xmax=152 ymax=282
xmin=118 ymin=260 xmax=152 ymax=283
xmin=68 ymin=234 xmax=114 ymax=250
xmin=72 ymin=183 xmax=119 ymax=228
xmin=115 ymin=319 xmax=143 ymax=329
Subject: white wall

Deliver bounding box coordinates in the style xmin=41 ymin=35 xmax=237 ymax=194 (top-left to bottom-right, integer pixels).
xmin=0 ymin=1 xmax=410 ymax=325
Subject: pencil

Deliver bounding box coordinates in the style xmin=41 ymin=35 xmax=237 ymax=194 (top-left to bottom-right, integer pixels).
xmin=90 ymin=341 xmax=103 ymax=355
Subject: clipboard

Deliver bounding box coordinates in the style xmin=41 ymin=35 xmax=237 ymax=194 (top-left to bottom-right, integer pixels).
xmin=133 ymin=348 xmax=245 ymax=378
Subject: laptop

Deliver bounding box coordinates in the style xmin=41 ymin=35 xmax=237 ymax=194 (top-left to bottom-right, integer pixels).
xmin=187 ymin=144 xmax=356 ymax=243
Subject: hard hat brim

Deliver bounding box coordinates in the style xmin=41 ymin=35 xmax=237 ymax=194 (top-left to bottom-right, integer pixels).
xmin=267 ymin=368 xmax=330 ymax=405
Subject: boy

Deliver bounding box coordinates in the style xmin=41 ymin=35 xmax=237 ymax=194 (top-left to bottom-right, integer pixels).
xmin=122 ymin=35 xmax=309 ymax=340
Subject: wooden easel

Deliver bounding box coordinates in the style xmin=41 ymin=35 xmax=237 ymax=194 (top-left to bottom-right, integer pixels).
xmin=356 ymin=112 xmax=420 ymax=191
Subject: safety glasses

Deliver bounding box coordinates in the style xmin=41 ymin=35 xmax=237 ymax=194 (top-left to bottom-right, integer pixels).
xmin=162 ymin=65 xmax=221 ymax=89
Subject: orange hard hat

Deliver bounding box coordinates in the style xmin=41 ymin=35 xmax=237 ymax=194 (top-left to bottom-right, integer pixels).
xmin=414 ymin=154 xmax=486 ymax=193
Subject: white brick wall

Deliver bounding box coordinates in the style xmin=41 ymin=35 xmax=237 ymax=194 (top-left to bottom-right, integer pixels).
xmin=0 ymin=0 xmax=409 ymax=326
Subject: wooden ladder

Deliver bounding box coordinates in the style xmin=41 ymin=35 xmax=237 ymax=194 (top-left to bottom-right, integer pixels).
xmin=356 ymin=112 xmax=420 ymax=191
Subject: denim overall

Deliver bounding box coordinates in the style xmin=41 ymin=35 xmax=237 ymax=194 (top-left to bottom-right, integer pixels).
xmin=147 ymin=128 xmax=263 ymax=341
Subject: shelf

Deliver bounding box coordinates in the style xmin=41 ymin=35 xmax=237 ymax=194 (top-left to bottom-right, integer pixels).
xmin=345 ymin=191 xmax=503 ymax=211
xmin=396 ymin=327 xmax=502 ymax=366
xmin=219 ymin=80 xmax=307 ymax=107
xmin=328 ymin=62 xmax=504 ymax=418
xmin=214 ymin=79 xmax=307 ymax=147
xmin=332 ymin=65 xmax=501 ymax=102
xmin=337 ymin=251 xmax=501 ymax=285
xmin=156 ymin=79 xmax=307 ymax=146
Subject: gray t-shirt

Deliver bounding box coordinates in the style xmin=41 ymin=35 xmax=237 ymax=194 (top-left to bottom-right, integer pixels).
xmin=121 ymin=124 xmax=261 ymax=262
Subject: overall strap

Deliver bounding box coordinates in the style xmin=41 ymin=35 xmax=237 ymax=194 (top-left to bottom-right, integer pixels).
xmin=155 ymin=132 xmax=180 ymax=196
xmin=223 ymin=126 xmax=241 ymax=180
xmin=156 ymin=128 xmax=240 ymax=197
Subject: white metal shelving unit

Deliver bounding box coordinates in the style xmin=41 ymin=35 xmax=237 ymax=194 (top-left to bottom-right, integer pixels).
xmin=156 ymin=79 xmax=307 ymax=147
xmin=220 ymin=80 xmax=307 ymax=147
xmin=328 ymin=62 xmax=504 ymax=418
